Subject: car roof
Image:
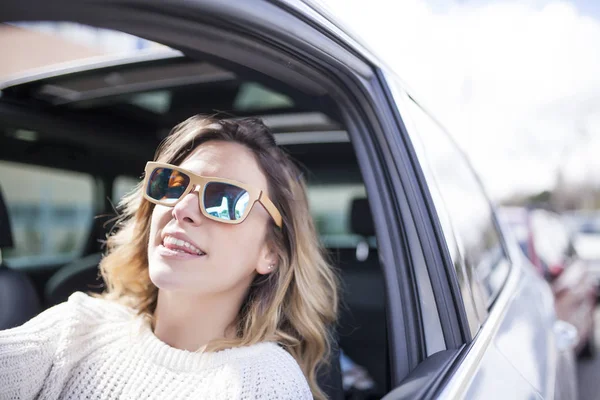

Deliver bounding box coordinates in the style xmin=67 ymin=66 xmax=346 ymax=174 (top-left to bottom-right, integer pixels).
xmin=0 ymin=1 xmax=379 ymax=87
xmin=0 ymin=48 xmax=184 ymax=90
xmin=0 ymin=0 xmax=415 ymax=98
xmin=0 ymin=49 xmax=344 ymax=133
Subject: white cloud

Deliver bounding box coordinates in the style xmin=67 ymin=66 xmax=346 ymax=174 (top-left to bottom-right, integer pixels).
xmin=322 ymin=0 xmax=600 ymax=200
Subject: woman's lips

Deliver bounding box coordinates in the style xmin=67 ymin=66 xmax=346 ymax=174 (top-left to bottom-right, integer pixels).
xmin=157 ymin=244 xmax=206 ymax=259
xmin=162 ymin=233 xmax=206 ymax=255
xmin=163 ymin=240 xmax=202 ymax=255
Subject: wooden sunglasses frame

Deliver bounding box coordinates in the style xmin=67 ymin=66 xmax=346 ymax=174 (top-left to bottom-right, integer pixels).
xmin=143 ymin=162 xmax=282 ymax=228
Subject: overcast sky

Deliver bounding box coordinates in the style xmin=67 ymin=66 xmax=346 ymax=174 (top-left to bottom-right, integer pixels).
xmin=322 ymin=0 xmax=600 ymax=200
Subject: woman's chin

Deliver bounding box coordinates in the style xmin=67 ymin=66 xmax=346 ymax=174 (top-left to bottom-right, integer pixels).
xmin=148 ymin=260 xmax=186 ymax=290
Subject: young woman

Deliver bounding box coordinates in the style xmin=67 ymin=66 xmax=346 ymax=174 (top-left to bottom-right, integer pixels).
xmin=0 ymin=116 xmax=339 ymax=399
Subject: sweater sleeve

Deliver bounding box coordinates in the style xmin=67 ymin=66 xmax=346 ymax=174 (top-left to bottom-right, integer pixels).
xmin=0 ymin=301 xmax=71 ymax=400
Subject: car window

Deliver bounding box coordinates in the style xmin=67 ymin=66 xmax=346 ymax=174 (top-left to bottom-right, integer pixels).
xmin=307 ymin=183 xmax=369 ymax=246
xmin=0 ymin=161 xmax=94 ymax=268
xmin=401 ymin=97 xmax=509 ymax=310
xmin=113 ymin=175 xmax=141 ymax=205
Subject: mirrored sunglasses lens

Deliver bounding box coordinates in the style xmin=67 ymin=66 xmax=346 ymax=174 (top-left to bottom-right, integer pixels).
xmin=147 ymin=168 xmax=191 ymax=204
xmin=204 ymin=182 xmax=250 ymax=221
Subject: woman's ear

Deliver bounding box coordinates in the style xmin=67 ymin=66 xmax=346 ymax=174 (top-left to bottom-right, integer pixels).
xmin=256 ymin=243 xmax=278 ymax=275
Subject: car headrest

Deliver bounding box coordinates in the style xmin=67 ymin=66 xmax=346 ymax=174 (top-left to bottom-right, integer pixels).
xmin=0 ymin=185 xmax=14 ymax=249
xmin=350 ymin=197 xmax=375 ymax=237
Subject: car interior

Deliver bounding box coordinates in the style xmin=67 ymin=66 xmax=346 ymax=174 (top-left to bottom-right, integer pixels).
xmin=0 ymin=47 xmax=388 ymax=399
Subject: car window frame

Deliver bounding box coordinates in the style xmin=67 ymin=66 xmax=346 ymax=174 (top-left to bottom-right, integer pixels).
xmin=411 ymin=90 xmax=511 ymax=304
xmin=404 ymin=96 xmax=509 ymax=306
xmin=387 ymin=86 xmax=486 ymax=337
xmin=379 ymin=69 xmax=473 ymax=346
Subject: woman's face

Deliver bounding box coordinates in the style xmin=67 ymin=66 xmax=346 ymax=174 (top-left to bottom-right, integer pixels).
xmin=147 ymin=141 xmax=276 ymax=295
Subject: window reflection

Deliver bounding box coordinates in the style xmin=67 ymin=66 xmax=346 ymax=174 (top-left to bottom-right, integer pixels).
xmin=405 ymin=99 xmax=508 ymax=305
xmin=234 ymin=192 xmax=250 ymax=220
xmin=206 ymin=197 xmax=230 ymax=219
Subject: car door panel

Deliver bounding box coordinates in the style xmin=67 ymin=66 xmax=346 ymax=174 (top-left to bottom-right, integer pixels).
xmin=466 ymin=343 xmax=543 ymax=400
xmin=467 ymin=266 xmax=571 ymax=399
xmin=440 ymin=253 xmax=574 ymax=399
xmin=487 ymin=265 xmax=556 ymax=396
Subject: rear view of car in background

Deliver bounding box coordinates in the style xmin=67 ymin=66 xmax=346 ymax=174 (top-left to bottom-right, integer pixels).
xmin=499 ymin=207 xmax=597 ymax=357
xmin=564 ymin=211 xmax=600 ymax=293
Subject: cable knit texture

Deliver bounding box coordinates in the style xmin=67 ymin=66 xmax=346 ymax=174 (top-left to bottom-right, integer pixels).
xmin=0 ymin=292 xmax=312 ymax=399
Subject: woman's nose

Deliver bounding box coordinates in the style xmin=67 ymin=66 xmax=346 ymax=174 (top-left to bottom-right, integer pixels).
xmin=172 ymin=186 xmax=203 ymax=224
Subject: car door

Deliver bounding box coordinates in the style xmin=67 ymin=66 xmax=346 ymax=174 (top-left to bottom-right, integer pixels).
xmin=382 ymin=80 xmax=577 ymax=399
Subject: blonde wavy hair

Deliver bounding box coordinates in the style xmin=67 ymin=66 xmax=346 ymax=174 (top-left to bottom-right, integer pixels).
xmin=99 ymin=115 xmax=339 ymax=399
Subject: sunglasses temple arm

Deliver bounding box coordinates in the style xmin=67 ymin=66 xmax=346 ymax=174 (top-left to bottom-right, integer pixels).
xmin=259 ymin=192 xmax=283 ymax=228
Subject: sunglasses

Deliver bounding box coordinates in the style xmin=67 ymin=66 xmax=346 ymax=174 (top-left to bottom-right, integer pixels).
xmin=143 ymin=162 xmax=282 ymax=228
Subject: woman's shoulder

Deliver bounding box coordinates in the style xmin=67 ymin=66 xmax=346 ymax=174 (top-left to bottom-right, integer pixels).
xmin=42 ymin=292 xmax=138 ymax=334
xmin=56 ymin=292 xmax=140 ymax=353
xmin=252 ymin=342 xmax=301 ymax=368
xmin=66 ymin=291 xmax=138 ymax=323
xmin=238 ymin=342 xmax=313 ymax=398
xmin=4 ymin=291 xmax=135 ymax=335
xmin=0 ymin=292 xmax=138 ymax=357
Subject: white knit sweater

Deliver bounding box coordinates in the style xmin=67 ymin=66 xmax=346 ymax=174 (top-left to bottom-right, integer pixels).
xmin=0 ymin=292 xmax=312 ymax=399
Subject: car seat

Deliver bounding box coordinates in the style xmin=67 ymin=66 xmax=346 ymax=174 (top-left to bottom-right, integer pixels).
xmin=0 ymin=185 xmax=41 ymax=330
xmin=44 ymin=215 xmax=111 ymax=306
xmin=336 ymin=197 xmax=387 ymax=394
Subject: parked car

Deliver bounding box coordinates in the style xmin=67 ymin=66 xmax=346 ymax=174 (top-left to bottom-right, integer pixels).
xmin=499 ymin=207 xmax=597 ymax=357
xmin=0 ymin=1 xmax=579 ymax=399
xmin=564 ymin=211 xmax=600 ymax=291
